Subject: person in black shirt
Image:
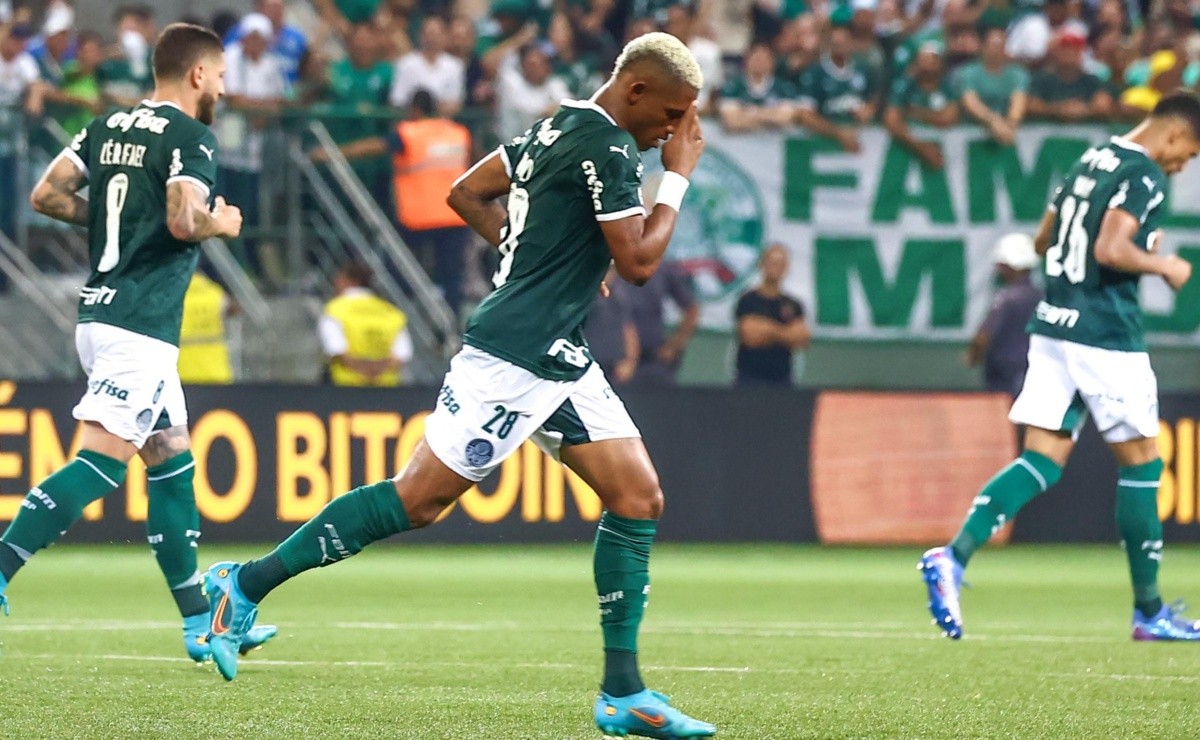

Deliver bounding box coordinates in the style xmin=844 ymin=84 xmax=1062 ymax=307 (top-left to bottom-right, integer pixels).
xmin=734 ymin=244 xmax=810 ymax=385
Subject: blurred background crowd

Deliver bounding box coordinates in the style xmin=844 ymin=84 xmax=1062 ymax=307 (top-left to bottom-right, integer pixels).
xmin=0 ymin=0 xmax=1191 ymax=387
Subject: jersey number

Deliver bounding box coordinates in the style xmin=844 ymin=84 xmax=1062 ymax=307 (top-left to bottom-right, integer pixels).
xmin=493 ymin=186 xmax=528 ymax=288
xmin=482 ymin=404 xmax=520 ymax=439
xmin=1046 ymin=194 xmax=1089 ymax=284
xmin=100 ymin=173 xmax=130 ymax=273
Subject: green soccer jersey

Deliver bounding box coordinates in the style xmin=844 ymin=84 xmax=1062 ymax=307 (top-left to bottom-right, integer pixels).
xmin=1031 ymin=136 xmax=1166 ymax=351
xmin=720 ymin=74 xmax=794 ymax=106
xmin=887 ymin=76 xmax=956 ymax=115
xmin=66 ymin=100 xmax=218 ymax=346
xmin=1030 ymin=70 xmax=1103 ymax=104
xmin=796 ymin=56 xmax=876 ymax=123
xmin=952 ymin=61 xmax=1029 ymax=115
xmin=463 ymin=100 xmax=644 ymax=381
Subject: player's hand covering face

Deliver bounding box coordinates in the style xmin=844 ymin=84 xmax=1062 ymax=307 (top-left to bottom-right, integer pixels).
xmin=623 ymin=68 xmax=698 ymax=152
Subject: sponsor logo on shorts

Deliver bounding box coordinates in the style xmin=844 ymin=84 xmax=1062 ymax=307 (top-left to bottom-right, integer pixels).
xmin=89 ymin=378 xmax=130 ymax=400
xmin=136 ymin=408 xmax=154 ymax=431
xmin=464 ymin=438 xmax=495 ymax=467
xmin=438 ymin=384 xmax=460 ymax=415
xmin=152 ymin=380 xmax=164 ymax=404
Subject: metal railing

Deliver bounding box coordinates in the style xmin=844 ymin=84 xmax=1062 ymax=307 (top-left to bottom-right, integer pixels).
xmin=291 ymin=122 xmax=459 ymax=382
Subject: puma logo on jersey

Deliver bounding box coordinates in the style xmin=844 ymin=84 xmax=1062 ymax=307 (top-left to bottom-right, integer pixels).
xmin=609 ymin=144 xmax=629 ymax=159
xmin=199 ymin=144 xmax=214 ymax=161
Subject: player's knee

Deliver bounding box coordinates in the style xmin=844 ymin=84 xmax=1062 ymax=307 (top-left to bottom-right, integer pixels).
xmin=402 ymin=491 xmax=458 ymax=529
xmin=621 ymin=474 xmax=665 ymax=520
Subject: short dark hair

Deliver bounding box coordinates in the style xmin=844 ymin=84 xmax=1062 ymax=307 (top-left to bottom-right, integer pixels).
xmin=1152 ymin=90 xmax=1200 ymax=139
xmin=340 ymin=261 xmax=374 ymax=289
xmin=113 ymin=4 xmax=154 ymax=24
xmin=153 ymin=23 xmax=223 ymax=82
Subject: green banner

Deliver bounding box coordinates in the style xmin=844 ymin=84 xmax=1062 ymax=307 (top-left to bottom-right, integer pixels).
xmin=662 ymin=125 xmax=1200 ymax=343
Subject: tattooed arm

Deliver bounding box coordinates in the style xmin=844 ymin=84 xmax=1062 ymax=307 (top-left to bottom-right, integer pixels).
xmin=29 ymin=154 xmax=90 ymax=226
xmin=165 ymin=183 xmax=243 ymax=242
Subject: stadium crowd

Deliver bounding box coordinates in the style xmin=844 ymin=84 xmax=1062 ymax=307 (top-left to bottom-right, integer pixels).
xmin=1 ymin=0 xmax=1194 ymax=188
xmin=0 ymin=0 xmax=1188 ymax=384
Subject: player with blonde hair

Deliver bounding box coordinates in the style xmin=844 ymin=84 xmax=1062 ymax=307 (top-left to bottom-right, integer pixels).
xmin=201 ymin=32 xmax=715 ymax=738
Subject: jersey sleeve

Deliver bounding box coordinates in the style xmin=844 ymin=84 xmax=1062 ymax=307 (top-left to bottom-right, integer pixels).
xmin=60 ymin=121 xmax=92 ymax=176
xmin=585 ymin=131 xmax=644 ymax=222
xmin=167 ymin=127 xmax=219 ymax=200
xmin=1107 ymin=165 xmax=1165 ymax=224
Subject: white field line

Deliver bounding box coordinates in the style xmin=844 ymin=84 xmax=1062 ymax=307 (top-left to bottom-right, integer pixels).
xmin=10 ymin=653 xmax=1200 ymax=684
xmin=3 ymin=618 xmax=1115 ymax=643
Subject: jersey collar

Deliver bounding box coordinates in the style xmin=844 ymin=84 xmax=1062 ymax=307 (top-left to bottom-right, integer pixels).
xmin=1110 ymin=135 xmax=1149 ymax=156
xmin=560 ymin=86 xmax=618 ymax=126
xmin=141 ymin=98 xmax=183 ymax=111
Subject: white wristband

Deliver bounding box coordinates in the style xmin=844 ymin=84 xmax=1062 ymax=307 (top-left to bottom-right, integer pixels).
xmin=655 ymin=171 xmax=690 ymax=212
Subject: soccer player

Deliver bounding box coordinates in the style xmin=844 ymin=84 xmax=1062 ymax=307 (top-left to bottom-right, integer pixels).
xmin=202 ymin=31 xmax=716 ymax=738
xmin=0 ymin=23 xmax=276 ymax=662
xmin=920 ymin=91 xmax=1200 ymax=641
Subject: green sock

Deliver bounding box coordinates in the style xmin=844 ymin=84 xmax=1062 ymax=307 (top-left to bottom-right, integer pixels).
xmin=949 ymin=451 xmax=1062 ymax=566
xmin=1116 ymin=459 xmax=1165 ymax=618
xmin=594 ymin=511 xmax=656 ymax=697
xmin=237 ymin=480 xmax=410 ymax=602
xmin=1 ymin=450 xmax=127 ymax=579
xmin=146 ymin=451 xmax=206 ymax=618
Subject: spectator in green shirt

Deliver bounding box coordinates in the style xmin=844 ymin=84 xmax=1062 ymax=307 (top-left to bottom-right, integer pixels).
xmin=98 ymin=4 xmax=155 ymax=108
xmin=953 ymin=25 xmax=1028 ymax=145
xmin=718 ymin=43 xmax=796 ymax=133
xmin=1028 ymin=29 xmax=1114 ymax=122
xmin=312 ymin=22 xmax=394 ymax=214
xmin=794 ymin=24 xmax=878 ymax=152
xmin=548 ymin=12 xmax=605 ymax=99
xmin=44 ymin=30 xmax=104 ymax=137
xmin=884 ymin=40 xmax=958 ymax=169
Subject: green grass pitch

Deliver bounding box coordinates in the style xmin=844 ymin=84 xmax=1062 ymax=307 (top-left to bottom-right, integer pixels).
xmin=1 ymin=543 xmax=1198 ymax=738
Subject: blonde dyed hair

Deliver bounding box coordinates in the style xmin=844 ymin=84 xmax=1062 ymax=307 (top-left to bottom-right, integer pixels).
xmin=612 ymin=31 xmax=704 ymax=90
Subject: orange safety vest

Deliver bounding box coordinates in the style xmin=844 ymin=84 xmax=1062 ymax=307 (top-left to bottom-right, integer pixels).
xmin=391 ymin=118 xmax=470 ymax=231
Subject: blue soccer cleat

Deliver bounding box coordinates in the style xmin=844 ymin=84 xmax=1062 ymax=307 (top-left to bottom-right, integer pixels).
xmin=184 ymin=612 xmax=279 ymax=663
xmin=0 ymin=572 xmax=9 ymax=617
xmin=919 ymin=546 xmax=964 ymax=639
xmin=1133 ymin=600 xmax=1200 ymax=641
xmin=594 ymin=689 xmax=716 ymax=739
xmin=203 ymin=561 xmax=260 ymax=680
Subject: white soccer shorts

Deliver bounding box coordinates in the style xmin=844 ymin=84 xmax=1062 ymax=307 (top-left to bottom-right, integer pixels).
xmin=1009 ymin=334 xmax=1159 ymax=443
xmin=72 ymin=322 xmax=188 ymax=448
xmin=424 ymin=346 xmax=641 ymax=481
